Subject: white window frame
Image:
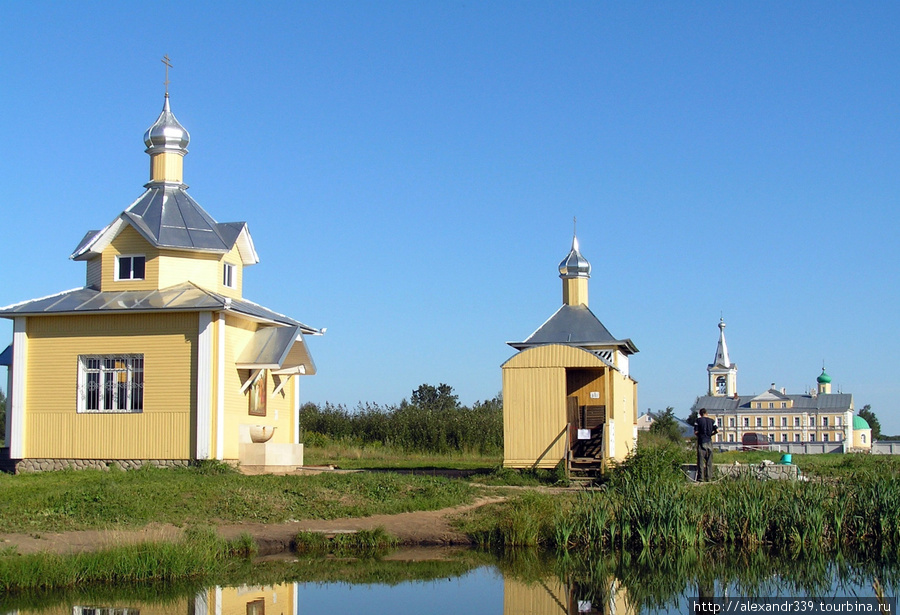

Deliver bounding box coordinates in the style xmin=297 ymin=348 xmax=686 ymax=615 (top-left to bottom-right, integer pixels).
xmin=223 ymin=262 xmax=236 ymax=288
xmin=77 ymin=354 xmax=144 ymax=413
xmin=115 ymin=255 xmax=146 ymax=281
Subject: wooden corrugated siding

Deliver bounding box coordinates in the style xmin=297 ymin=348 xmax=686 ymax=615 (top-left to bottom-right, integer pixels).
xmin=504 ymin=577 xmax=569 ymax=614
xmin=502 ymin=344 xmax=608 ymax=369
xmin=157 ymin=249 xmax=220 ymax=292
xmin=609 ymin=369 xmax=638 ymax=460
xmin=502 ymin=365 xmax=567 ymax=468
xmin=23 ymin=312 xmax=196 ymax=459
xmin=503 ymin=344 xmax=639 ymax=465
xmin=221 ymin=315 xmax=296 ymax=460
xmin=85 ymin=257 xmax=101 ymax=289
xmin=99 ymin=225 xmax=160 ymax=291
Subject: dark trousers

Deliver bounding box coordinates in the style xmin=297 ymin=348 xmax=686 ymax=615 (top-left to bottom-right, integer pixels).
xmin=697 ymin=442 xmax=714 ymax=482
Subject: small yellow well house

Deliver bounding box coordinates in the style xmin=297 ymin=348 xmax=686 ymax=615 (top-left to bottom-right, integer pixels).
xmin=502 ymin=234 xmax=638 ymax=472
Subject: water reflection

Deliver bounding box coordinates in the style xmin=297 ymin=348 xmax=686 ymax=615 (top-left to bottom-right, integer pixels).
xmin=3 ymin=548 xmax=898 ymax=614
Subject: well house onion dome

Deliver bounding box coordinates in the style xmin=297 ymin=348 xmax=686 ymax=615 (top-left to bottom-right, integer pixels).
xmin=853 ymin=415 xmax=870 ymax=430
xmin=559 ymin=236 xmax=591 ymax=279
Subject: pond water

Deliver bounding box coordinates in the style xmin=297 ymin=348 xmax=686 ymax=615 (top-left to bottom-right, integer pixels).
xmin=2 ymin=548 xmax=897 ymax=614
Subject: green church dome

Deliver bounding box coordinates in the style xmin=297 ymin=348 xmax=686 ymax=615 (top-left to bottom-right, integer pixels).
xmin=817 ymin=369 xmax=832 ymax=384
xmin=853 ymin=415 xmax=870 ymax=430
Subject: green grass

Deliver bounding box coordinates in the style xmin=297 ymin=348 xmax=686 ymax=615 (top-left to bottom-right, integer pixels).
xmin=0 ymin=465 xmax=475 ymax=532
xmin=293 ymin=527 xmax=399 ymax=557
xmin=303 ymin=442 xmax=500 ymax=469
xmin=0 ymin=525 xmax=253 ymax=593
xmin=712 ymin=449 xmax=900 ymax=478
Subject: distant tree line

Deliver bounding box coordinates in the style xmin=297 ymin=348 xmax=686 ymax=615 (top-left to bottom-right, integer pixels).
xmin=298 ymin=383 xmax=503 ymax=454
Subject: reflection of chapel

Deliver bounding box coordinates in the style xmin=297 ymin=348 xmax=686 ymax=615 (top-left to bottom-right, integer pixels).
xmin=501 ymin=233 xmax=639 ymax=472
xmin=0 ymin=88 xmax=320 ymax=472
xmin=695 ymin=319 xmax=870 ymax=449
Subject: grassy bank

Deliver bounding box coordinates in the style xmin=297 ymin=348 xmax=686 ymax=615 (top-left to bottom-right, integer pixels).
xmin=0 ymin=525 xmax=252 ymax=594
xmin=0 ymin=464 xmax=474 ymax=533
xmin=457 ymin=446 xmax=900 ymax=552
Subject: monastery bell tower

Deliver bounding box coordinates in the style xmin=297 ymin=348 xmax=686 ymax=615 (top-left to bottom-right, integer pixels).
xmin=708 ymin=318 xmax=737 ymax=397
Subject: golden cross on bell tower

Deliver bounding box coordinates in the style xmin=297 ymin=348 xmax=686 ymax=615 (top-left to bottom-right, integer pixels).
xmin=161 ymin=55 xmax=172 ymax=96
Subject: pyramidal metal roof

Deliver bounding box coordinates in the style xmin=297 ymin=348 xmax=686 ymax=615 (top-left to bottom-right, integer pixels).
xmin=508 ymin=304 xmax=638 ymax=355
xmin=70 ymin=184 xmax=259 ymax=265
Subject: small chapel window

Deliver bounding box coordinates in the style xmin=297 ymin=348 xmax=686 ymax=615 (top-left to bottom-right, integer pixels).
xmin=224 ymin=263 xmax=236 ymax=288
xmin=116 ymin=255 xmax=146 ymax=280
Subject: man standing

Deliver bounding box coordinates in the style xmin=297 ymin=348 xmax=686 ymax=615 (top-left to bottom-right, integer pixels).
xmin=694 ymin=408 xmax=718 ymax=482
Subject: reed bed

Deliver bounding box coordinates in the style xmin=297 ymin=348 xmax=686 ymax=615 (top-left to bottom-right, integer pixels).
xmin=459 ymin=447 xmax=900 ymax=553
xmin=293 ymin=527 xmax=399 ymax=557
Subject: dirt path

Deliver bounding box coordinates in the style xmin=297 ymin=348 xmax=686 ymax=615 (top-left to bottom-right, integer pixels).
xmin=0 ymin=496 xmax=508 ymax=556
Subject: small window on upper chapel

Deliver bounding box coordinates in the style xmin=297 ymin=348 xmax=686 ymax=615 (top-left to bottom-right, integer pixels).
xmin=224 ymin=263 xmax=236 ymax=288
xmin=116 ymin=255 xmax=145 ymax=281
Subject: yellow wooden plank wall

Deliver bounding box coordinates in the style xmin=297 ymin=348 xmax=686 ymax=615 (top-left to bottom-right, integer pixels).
xmin=157 ymin=249 xmax=220 ymax=291
xmin=503 ymin=577 xmax=569 ymax=614
xmin=99 ymin=225 xmax=161 ymax=291
xmin=503 ymin=344 xmax=639 ymax=466
xmin=85 ymin=257 xmax=101 ymax=289
xmin=24 ymin=312 xmax=196 ymax=459
xmin=157 ymin=245 xmax=243 ymax=298
xmin=609 ymin=369 xmax=638 ymax=460
xmin=502 ymin=366 xmax=567 ymax=468
xmin=502 ymin=343 xmax=608 ymax=369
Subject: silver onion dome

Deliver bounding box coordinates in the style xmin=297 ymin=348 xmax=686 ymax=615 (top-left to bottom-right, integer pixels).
xmin=143 ymin=95 xmax=190 ymax=154
xmin=558 ymin=235 xmax=591 ymax=279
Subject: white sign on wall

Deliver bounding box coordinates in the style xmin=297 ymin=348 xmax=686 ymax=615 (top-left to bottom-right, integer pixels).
xmin=590 ymin=391 xmax=600 ymax=399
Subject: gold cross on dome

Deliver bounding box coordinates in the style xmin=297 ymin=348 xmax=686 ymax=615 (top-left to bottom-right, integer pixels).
xmin=161 ymin=55 xmax=172 ymax=95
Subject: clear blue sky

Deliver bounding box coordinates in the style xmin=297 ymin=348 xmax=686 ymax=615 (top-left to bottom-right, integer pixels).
xmin=2 ymin=3 xmax=898 ymax=431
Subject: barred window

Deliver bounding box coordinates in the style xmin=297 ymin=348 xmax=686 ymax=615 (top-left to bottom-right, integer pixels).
xmin=78 ymin=355 xmax=143 ymax=413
